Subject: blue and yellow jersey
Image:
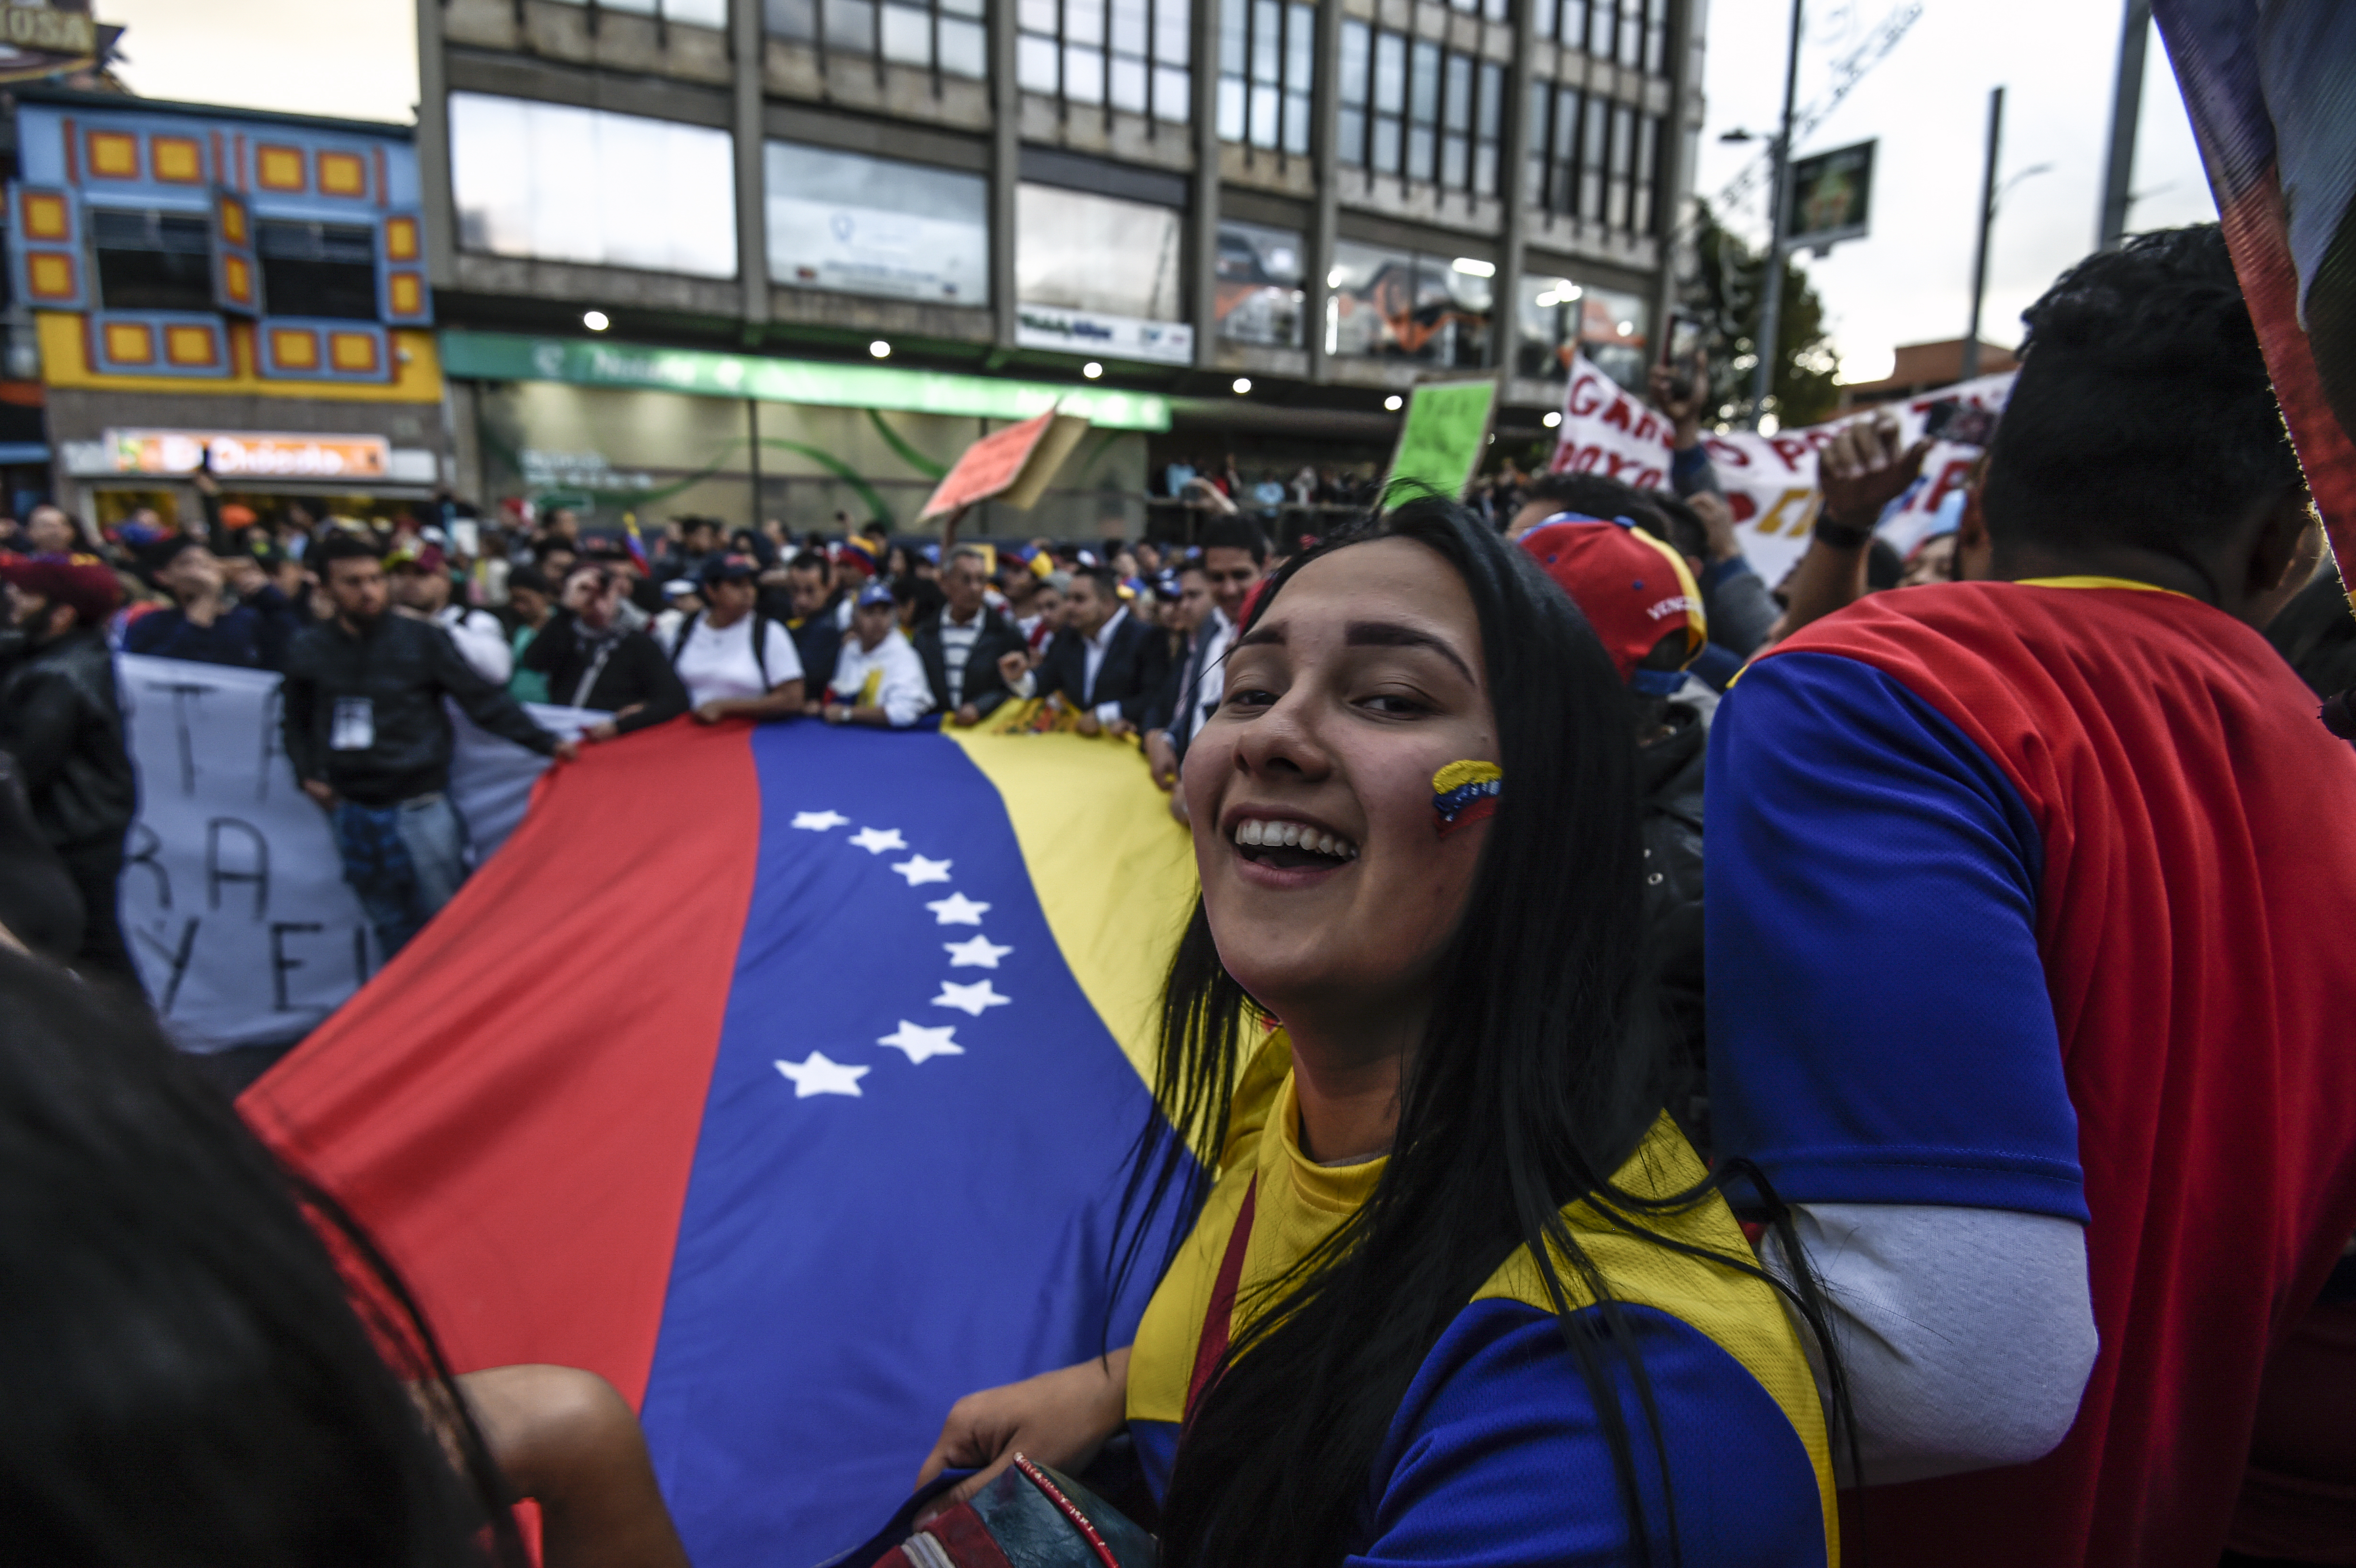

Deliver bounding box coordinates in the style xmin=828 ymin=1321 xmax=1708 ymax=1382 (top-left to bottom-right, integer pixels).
xmin=1127 ymin=1033 xmax=1836 ymax=1566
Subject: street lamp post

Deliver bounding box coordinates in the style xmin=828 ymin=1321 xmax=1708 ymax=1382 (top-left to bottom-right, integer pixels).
xmin=2097 ymin=0 xmax=2153 ymax=250
xmin=1747 ymin=0 xmax=1806 ymax=430
xmin=1962 ymin=87 xmax=2005 ymax=382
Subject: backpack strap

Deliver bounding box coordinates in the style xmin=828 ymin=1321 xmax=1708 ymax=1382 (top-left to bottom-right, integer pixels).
xmin=668 ymin=611 xmax=701 ymax=663
xmin=751 ymin=612 xmax=771 ymax=689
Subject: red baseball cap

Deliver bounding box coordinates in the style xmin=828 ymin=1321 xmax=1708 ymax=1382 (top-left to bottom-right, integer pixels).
xmin=1517 ymin=514 xmax=1706 ymax=684
xmin=0 ymin=555 xmax=122 ymax=627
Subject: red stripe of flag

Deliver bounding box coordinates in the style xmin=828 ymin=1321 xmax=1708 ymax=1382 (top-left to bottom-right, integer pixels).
xmin=241 ymin=721 xmax=762 ymax=1407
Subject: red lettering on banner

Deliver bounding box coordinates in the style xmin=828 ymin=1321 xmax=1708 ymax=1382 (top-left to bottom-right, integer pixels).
xmin=1726 ymin=491 xmax=1758 ymax=523
xmin=1567 ymin=373 xmax=1606 ymax=418
xmin=1600 ymin=396 xmax=1633 ymax=434
xmin=1923 ymin=455 xmax=1974 ymax=508
xmin=1704 ymin=436 xmax=1750 ymax=468
xmin=1769 ymin=437 xmax=1812 ymax=469
xmin=1630 ymin=410 xmax=1663 ymax=445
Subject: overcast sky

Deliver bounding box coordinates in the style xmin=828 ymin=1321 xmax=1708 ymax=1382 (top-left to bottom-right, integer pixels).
xmin=1692 ymin=0 xmax=2218 ymax=381
xmin=109 ymin=0 xmax=419 ymax=126
xmin=110 ymin=0 xmax=2220 ymax=383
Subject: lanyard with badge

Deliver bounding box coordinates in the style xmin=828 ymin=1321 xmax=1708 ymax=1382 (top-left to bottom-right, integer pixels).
xmin=330 ymin=696 xmax=375 ymax=751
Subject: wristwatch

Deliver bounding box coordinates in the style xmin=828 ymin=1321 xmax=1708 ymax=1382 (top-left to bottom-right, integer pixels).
xmin=1814 ymin=516 xmax=1876 ymax=550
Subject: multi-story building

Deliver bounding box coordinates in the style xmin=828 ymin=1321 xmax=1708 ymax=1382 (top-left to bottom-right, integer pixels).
xmin=418 ymin=0 xmax=1705 ymax=537
xmin=5 ymin=88 xmax=451 ymax=533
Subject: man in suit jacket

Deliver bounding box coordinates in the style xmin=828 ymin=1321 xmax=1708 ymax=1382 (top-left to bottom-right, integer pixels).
xmin=913 ymin=546 xmax=1028 ymax=727
xmin=1143 ymin=562 xmax=1230 ymax=784
xmin=997 ymin=566 xmax=1169 ymax=735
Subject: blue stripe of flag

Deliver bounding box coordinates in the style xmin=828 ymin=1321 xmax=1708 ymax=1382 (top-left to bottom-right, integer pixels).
xmin=635 ymin=725 xmax=1178 ymax=1563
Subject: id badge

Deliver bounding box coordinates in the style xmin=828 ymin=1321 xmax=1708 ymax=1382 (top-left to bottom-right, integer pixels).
xmin=330 ymin=696 xmax=376 ymax=751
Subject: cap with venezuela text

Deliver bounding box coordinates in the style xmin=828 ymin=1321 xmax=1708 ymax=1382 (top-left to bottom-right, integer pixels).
xmin=1516 ymin=512 xmax=1707 ymax=684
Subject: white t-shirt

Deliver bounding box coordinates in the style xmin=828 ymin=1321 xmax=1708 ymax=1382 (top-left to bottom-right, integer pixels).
xmin=673 ymin=612 xmax=804 ymax=707
xmin=826 ymin=627 xmax=935 ymax=727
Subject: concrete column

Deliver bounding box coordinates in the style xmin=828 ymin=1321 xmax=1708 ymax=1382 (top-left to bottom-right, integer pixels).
xmin=1304 ymin=0 xmax=1342 ymax=382
xmin=1494 ymin=3 xmax=1540 ymax=392
xmin=990 ymin=0 xmax=1021 ymax=349
xmin=733 ymin=0 xmax=771 ymax=326
xmin=415 ymin=0 xmax=457 ymax=288
xmin=1189 ymin=0 xmax=1221 ymax=370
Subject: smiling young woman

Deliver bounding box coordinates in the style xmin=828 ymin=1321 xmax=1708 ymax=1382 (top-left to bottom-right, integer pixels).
xmin=917 ymin=501 xmax=1839 ymax=1568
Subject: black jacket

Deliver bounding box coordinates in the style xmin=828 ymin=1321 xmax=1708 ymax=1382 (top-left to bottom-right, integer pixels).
xmin=0 ymin=625 xmax=135 ymax=849
xmin=788 ymin=592 xmax=847 ymax=696
xmin=519 ymin=612 xmax=689 ymax=735
xmin=1144 ymin=611 xmax=1230 ymax=746
xmin=1638 ymin=686 xmax=1711 ymax=1155
xmin=1032 ymin=608 xmax=1171 ymax=726
xmin=283 ymin=612 xmax=555 ymax=806
xmin=911 ymin=605 xmax=1027 ymax=719
xmin=119 ymin=585 xmax=303 ymax=671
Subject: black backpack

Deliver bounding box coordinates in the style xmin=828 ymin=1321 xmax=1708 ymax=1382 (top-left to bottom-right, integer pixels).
xmin=669 ymin=610 xmax=777 ymax=688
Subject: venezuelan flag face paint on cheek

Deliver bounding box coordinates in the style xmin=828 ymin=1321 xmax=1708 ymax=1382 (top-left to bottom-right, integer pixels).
xmin=1431 ymin=760 xmax=1501 ymax=836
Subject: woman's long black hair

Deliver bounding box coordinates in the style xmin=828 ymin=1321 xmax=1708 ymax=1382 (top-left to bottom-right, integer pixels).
xmin=1118 ymin=499 xmax=1849 ymax=1568
xmin=0 ymin=952 xmax=527 ymax=1568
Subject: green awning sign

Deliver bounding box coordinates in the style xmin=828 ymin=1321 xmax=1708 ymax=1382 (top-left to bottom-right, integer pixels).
xmin=1384 ymin=379 xmax=1497 ymax=502
xmin=438 ymin=330 xmax=1172 ymax=433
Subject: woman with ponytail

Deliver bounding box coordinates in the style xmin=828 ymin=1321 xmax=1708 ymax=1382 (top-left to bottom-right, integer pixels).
xmin=918 ymin=500 xmax=1839 ymax=1568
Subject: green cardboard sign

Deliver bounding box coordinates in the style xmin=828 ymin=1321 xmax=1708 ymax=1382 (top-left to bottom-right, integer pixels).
xmin=1384 ymin=379 xmax=1497 ymax=502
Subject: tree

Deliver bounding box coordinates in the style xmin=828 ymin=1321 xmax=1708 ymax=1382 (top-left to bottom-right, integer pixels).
xmin=1679 ymin=202 xmax=1842 ymax=430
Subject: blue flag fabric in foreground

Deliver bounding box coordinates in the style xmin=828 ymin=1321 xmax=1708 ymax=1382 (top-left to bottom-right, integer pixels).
xmin=242 ymin=720 xmax=1199 ymax=1564
xmin=641 ymin=724 xmax=1186 ymax=1557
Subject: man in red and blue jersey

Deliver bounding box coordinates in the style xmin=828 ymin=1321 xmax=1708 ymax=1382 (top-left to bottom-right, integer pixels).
xmin=1707 ymin=224 xmax=2356 ymax=1567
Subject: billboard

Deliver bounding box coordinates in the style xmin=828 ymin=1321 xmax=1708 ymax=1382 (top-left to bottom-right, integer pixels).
xmin=1785 ymin=139 xmax=1876 ymax=255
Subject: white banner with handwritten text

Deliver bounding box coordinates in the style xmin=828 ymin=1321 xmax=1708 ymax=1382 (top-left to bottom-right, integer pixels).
xmin=1548 ymin=353 xmax=2017 ymax=586
xmin=117 ymin=653 xmax=597 ymax=1052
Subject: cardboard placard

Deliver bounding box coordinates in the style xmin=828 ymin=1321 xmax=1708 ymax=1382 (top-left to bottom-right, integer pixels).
xmin=1385 ymin=380 xmax=1497 ymax=502
xmin=918 ymin=409 xmax=1092 ymax=521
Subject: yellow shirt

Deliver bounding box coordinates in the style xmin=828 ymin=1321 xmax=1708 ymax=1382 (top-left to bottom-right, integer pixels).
xmin=1126 ymin=1030 xmax=1838 ymax=1565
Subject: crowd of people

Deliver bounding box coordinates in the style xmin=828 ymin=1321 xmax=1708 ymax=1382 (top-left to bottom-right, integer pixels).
xmin=4 ymin=222 xmax=2356 ymax=1568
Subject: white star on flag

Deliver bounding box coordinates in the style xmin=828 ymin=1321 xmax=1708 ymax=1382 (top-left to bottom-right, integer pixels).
xmin=792 ymin=810 xmax=850 ymax=831
xmin=933 ymin=979 xmax=1012 ymax=1017
xmin=926 ymin=893 xmax=992 ymax=926
xmin=876 ymin=1020 xmax=964 ymax=1064
xmin=774 ymin=1052 xmax=870 ymax=1098
xmin=944 ymin=934 xmax=1013 ymax=969
xmin=848 ymin=827 xmax=907 ymax=854
xmin=893 ymin=855 xmax=954 ymax=886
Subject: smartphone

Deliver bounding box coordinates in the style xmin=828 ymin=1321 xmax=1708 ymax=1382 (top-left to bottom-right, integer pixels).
xmin=1923 ymin=399 xmax=2000 ymax=447
xmin=1658 ymin=312 xmax=1706 ymax=398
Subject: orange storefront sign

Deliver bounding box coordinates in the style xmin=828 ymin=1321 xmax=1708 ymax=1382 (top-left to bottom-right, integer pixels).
xmin=107 ymin=428 xmax=391 ymax=479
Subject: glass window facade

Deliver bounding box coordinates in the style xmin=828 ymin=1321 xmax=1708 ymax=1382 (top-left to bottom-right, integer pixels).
xmin=1517 ymin=272 xmax=1650 ymax=388
xmin=544 ymin=0 xmax=728 ymax=25
xmin=766 ymin=142 xmax=990 ymax=305
xmin=1015 ymin=183 xmax=1183 ymax=321
xmin=766 ymin=0 xmax=989 ymax=79
xmin=1326 ymin=240 xmax=1492 ymax=368
xmin=91 ymin=207 xmax=214 ymax=312
xmin=1526 ymin=86 xmax=1663 ymax=240
xmin=1533 ymin=0 xmax=1670 ymax=73
xmin=1336 ymin=20 xmax=1501 ymax=197
xmin=1018 ymin=0 xmax=1191 ymax=121
xmin=256 ymin=219 xmax=381 ymax=319
xmin=1215 ymin=218 xmax=1305 ymax=346
xmin=449 ymin=93 xmax=739 ymax=279
xmin=1217 ymin=0 xmax=1313 ymax=155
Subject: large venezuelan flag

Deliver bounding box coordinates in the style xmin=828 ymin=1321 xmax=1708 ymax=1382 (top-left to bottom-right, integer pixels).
xmin=240 ymin=720 xmax=1199 ymax=1562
